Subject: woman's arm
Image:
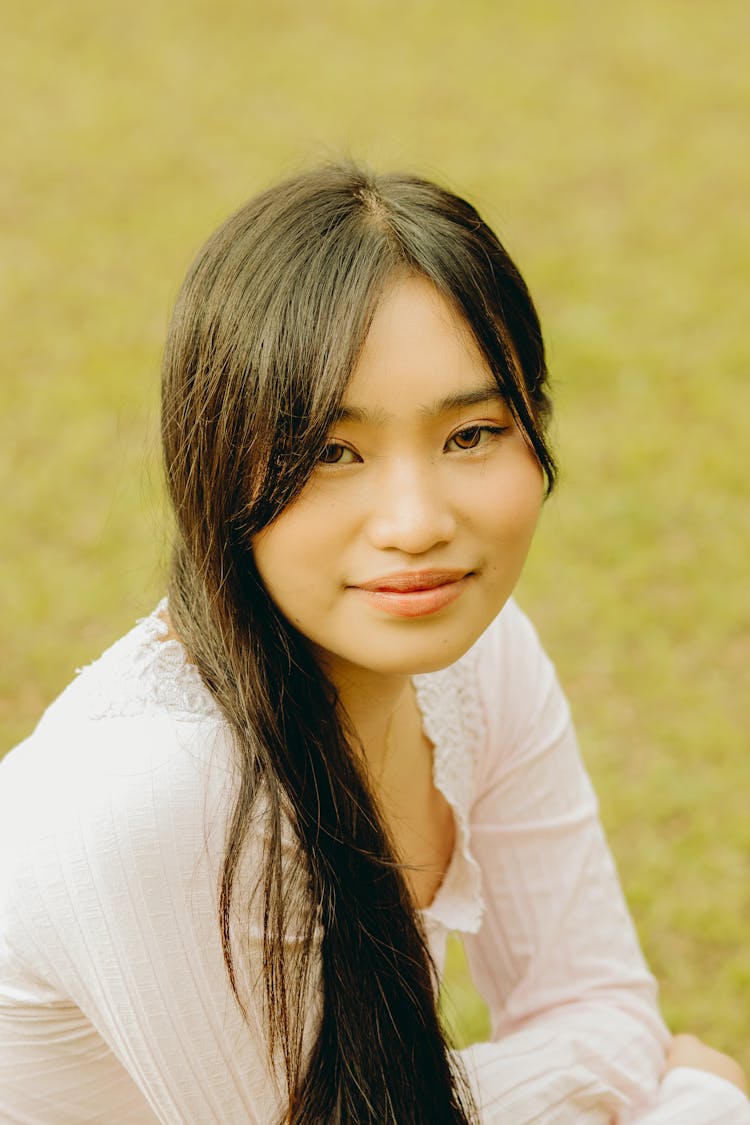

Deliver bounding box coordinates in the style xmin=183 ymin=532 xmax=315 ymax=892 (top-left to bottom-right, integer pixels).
xmin=455 ymin=600 xmax=750 ymax=1124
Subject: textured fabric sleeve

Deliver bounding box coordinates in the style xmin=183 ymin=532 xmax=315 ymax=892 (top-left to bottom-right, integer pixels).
xmin=455 ymin=601 xmax=750 ymax=1125
xmin=0 ymin=711 xmax=295 ymax=1125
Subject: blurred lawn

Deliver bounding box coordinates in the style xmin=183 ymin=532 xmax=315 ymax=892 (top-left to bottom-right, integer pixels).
xmin=2 ymin=0 xmax=748 ymax=1074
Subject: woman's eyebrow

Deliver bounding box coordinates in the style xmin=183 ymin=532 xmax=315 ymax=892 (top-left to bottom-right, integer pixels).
xmin=419 ymin=385 xmax=506 ymax=418
xmin=334 ymin=383 xmax=505 ymax=425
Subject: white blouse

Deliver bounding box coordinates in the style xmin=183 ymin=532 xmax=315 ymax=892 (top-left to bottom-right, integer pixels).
xmin=0 ymin=599 xmax=747 ymax=1124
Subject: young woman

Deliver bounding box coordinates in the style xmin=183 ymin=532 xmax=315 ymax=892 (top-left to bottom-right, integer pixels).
xmin=0 ymin=164 xmax=747 ymax=1124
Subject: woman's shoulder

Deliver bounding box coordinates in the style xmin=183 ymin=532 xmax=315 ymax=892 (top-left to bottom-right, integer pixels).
xmin=414 ymin=595 xmax=542 ymax=716
xmin=0 ymin=606 xmax=238 ymax=980
xmin=0 ymin=602 xmax=231 ymax=865
xmin=420 ymin=596 xmax=548 ymax=707
xmin=415 ymin=597 xmax=561 ymax=784
xmin=40 ymin=598 xmax=221 ymax=728
xmin=473 ymin=596 xmax=559 ymax=713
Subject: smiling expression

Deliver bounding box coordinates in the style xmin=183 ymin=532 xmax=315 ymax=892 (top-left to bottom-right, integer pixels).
xmin=252 ymin=273 xmax=545 ymax=687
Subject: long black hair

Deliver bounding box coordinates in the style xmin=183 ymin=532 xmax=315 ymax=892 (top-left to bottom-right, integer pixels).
xmin=161 ymin=162 xmax=556 ymax=1123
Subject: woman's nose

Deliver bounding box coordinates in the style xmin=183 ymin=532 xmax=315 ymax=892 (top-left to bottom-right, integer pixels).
xmin=366 ymin=461 xmax=456 ymax=555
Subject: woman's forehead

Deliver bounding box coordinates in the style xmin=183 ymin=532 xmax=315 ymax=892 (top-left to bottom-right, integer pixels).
xmin=339 ymin=274 xmax=495 ymax=413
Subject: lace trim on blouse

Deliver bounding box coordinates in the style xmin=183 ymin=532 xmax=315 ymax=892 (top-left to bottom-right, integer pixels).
xmin=74 ymin=599 xmax=221 ymax=721
xmin=414 ymin=653 xmax=485 ymax=934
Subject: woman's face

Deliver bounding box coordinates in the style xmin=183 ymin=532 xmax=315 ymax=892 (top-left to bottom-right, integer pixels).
xmin=253 ymin=273 xmax=544 ymax=684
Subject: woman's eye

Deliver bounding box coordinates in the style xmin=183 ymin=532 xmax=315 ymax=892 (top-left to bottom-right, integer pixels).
xmin=318 ymin=442 xmax=359 ymax=465
xmin=446 ymin=424 xmax=505 ymax=452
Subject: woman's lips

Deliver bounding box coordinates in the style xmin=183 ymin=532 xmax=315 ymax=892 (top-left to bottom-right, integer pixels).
xmin=353 ymin=570 xmax=471 ymax=618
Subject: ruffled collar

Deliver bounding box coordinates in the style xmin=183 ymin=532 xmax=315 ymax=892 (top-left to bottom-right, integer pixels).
xmin=413 ymin=653 xmax=485 ymax=934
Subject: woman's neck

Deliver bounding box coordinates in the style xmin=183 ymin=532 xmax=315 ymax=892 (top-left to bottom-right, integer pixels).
xmin=322 ymin=662 xmax=416 ymax=782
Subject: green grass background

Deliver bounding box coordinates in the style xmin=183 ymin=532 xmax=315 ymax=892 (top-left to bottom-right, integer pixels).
xmin=2 ymin=0 xmax=748 ymax=1074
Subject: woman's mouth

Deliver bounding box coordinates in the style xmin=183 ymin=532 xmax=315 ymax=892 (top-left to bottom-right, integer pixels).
xmin=353 ymin=569 xmax=471 ymax=618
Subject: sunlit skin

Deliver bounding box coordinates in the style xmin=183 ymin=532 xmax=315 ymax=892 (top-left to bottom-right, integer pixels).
xmin=252 ymin=274 xmax=545 ymax=784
